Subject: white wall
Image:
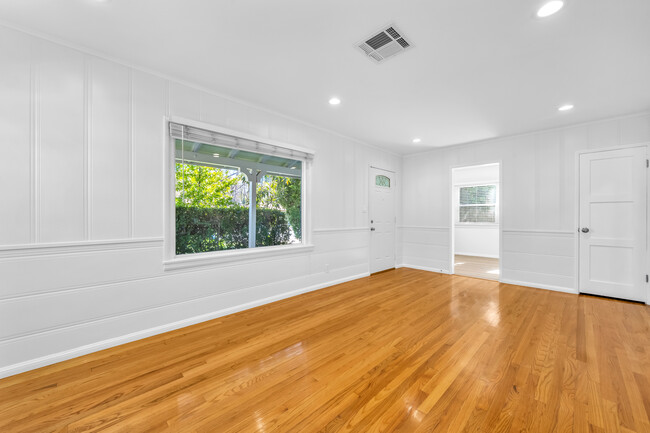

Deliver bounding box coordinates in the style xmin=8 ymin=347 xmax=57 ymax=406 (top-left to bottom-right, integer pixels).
xmin=452 ymin=164 xmax=499 ymax=258
xmin=455 ymin=226 xmax=499 ymax=258
xmin=399 ymin=112 xmax=650 ymax=294
xmin=0 ymin=26 xmax=401 ymax=377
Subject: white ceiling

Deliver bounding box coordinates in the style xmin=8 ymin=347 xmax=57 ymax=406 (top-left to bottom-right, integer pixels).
xmin=1 ymin=0 xmax=649 ymax=154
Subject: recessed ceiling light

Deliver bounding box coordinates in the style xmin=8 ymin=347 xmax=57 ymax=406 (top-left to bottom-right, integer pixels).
xmin=412 ymin=138 xmax=422 ymax=144
xmin=558 ymin=104 xmax=574 ymax=112
xmin=328 ymin=97 xmax=341 ymax=106
xmin=537 ymin=1 xmax=564 ymax=18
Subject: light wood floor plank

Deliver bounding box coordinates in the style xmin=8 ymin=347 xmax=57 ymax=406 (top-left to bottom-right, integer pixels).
xmin=454 ymin=254 xmax=500 ymax=281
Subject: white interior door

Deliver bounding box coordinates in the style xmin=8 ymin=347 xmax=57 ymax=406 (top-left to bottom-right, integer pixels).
xmin=579 ymin=146 xmax=647 ymax=302
xmin=369 ymin=167 xmax=395 ymax=274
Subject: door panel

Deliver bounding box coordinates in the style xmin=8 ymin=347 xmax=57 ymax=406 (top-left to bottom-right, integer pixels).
xmin=369 ymin=168 xmax=395 ymax=274
xmin=579 ymin=146 xmax=647 ymax=302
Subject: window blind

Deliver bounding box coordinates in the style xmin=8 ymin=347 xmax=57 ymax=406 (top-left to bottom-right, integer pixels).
xmin=169 ymin=122 xmax=314 ymax=161
xmin=458 ymin=184 xmax=497 ymax=223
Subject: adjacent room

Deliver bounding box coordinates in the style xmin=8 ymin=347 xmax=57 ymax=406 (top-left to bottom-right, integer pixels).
xmin=451 ymin=163 xmax=500 ymax=281
xmin=0 ymin=1 xmax=649 ymax=432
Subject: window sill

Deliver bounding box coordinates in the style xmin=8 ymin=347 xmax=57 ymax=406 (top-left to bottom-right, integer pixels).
xmin=163 ymin=243 xmax=315 ymax=271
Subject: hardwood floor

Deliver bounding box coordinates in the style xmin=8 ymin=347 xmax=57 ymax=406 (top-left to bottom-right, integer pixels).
xmin=1 ymin=268 xmax=649 ymax=432
xmin=454 ymin=254 xmax=500 ymax=281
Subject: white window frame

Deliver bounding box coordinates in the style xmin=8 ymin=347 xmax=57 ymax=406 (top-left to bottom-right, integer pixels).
xmin=455 ymin=182 xmax=499 ymax=225
xmin=163 ymin=117 xmax=314 ymax=270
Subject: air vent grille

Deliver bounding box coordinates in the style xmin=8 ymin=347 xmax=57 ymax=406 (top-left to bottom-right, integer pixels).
xmin=359 ymin=44 xmax=373 ymax=55
xmin=357 ymin=24 xmax=412 ymax=64
xmin=396 ymin=38 xmax=410 ymax=48
xmin=366 ymin=32 xmax=393 ymax=50
xmin=385 ymin=27 xmax=401 ymax=39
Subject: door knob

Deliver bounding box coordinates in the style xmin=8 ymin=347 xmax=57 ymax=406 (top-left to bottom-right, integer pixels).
xmin=370 ymin=227 xmax=376 ymax=231
xmin=581 ymin=227 xmax=590 ymax=233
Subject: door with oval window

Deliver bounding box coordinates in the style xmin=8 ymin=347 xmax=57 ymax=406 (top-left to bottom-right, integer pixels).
xmin=369 ymin=167 xmax=396 ymax=273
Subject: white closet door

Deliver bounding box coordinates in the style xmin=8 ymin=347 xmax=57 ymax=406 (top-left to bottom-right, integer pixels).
xmin=579 ymin=146 xmax=647 ymax=302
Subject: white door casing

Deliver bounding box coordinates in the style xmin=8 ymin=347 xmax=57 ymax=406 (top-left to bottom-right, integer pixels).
xmin=578 ymin=146 xmax=647 ymax=302
xmin=369 ymin=167 xmax=395 ymax=274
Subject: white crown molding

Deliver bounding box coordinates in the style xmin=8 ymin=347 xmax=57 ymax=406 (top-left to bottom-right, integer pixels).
xmin=404 ymin=111 xmax=650 ymax=158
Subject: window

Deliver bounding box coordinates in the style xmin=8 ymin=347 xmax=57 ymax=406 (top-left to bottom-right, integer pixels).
xmin=458 ymin=184 xmax=497 ymax=223
xmin=375 ymin=175 xmax=390 ymax=188
xmin=170 ymin=122 xmax=311 ymax=257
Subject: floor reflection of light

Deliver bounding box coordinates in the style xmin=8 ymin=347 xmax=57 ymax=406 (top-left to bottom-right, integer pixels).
xmin=487 ymin=269 xmax=500 ymax=275
xmin=282 ymin=341 xmax=304 ymax=358
xmin=254 ymin=410 xmax=266 ymax=433
xmin=455 ymin=262 xmax=465 ymax=266
xmin=412 ymin=409 xmax=424 ymax=422
xmin=485 ymin=301 xmax=500 ymax=326
xmin=405 ymin=402 xmax=425 ymax=422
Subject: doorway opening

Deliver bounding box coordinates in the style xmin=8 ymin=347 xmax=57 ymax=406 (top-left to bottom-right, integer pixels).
xmin=450 ymin=163 xmax=500 ymax=280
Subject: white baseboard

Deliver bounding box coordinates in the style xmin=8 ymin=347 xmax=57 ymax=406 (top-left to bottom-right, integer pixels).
xmin=396 ymin=263 xmax=450 ymax=274
xmin=454 ymin=252 xmax=499 ymax=259
xmin=0 ymin=272 xmax=369 ymax=379
xmin=498 ymin=278 xmax=577 ymax=295
xmin=399 ymin=264 xmax=577 ymax=295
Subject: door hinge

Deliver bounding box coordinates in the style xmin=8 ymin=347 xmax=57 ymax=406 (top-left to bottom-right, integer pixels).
xmin=646 ymin=159 xmax=649 ymax=168
xmin=646 ymin=274 xmax=649 ymax=283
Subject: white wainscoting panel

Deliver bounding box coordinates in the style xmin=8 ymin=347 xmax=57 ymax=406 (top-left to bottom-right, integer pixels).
xmin=398 ymin=226 xmax=450 ymax=273
xmin=501 ymin=230 xmax=575 ymax=292
xmin=0 ymin=228 xmax=371 ymax=377
xmin=0 ymin=266 xmax=368 ymax=376
xmin=0 ymin=240 xmax=163 ymax=299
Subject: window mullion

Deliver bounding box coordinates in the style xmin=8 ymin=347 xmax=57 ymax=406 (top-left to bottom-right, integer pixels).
xmin=248 ymin=172 xmax=258 ymax=248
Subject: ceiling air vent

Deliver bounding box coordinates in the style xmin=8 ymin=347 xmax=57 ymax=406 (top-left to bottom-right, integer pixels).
xmin=357 ymin=24 xmax=412 ymax=64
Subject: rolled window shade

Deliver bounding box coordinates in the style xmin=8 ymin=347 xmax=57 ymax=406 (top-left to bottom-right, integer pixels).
xmin=169 ymin=122 xmax=314 ymax=161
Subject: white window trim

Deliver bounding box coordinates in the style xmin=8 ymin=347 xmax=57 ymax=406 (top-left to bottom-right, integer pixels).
xmin=455 ymin=182 xmax=499 ymax=226
xmin=163 ymin=116 xmax=314 ymax=270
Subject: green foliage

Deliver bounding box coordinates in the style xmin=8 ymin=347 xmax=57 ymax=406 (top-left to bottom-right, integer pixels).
xmin=255 ymin=175 xmax=280 ymax=209
xmin=273 ymin=177 xmax=302 ymax=239
xmin=175 ymin=163 xmax=246 ymax=208
xmin=175 ymin=162 xmax=302 ymax=249
xmin=176 ymin=207 xmax=291 ymax=254
xmin=459 ymin=185 xmax=496 ymax=205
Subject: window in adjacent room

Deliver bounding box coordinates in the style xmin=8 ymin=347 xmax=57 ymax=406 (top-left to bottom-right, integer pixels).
xmin=458 ymin=184 xmax=497 ymax=223
xmin=170 ymin=122 xmax=310 ymax=256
